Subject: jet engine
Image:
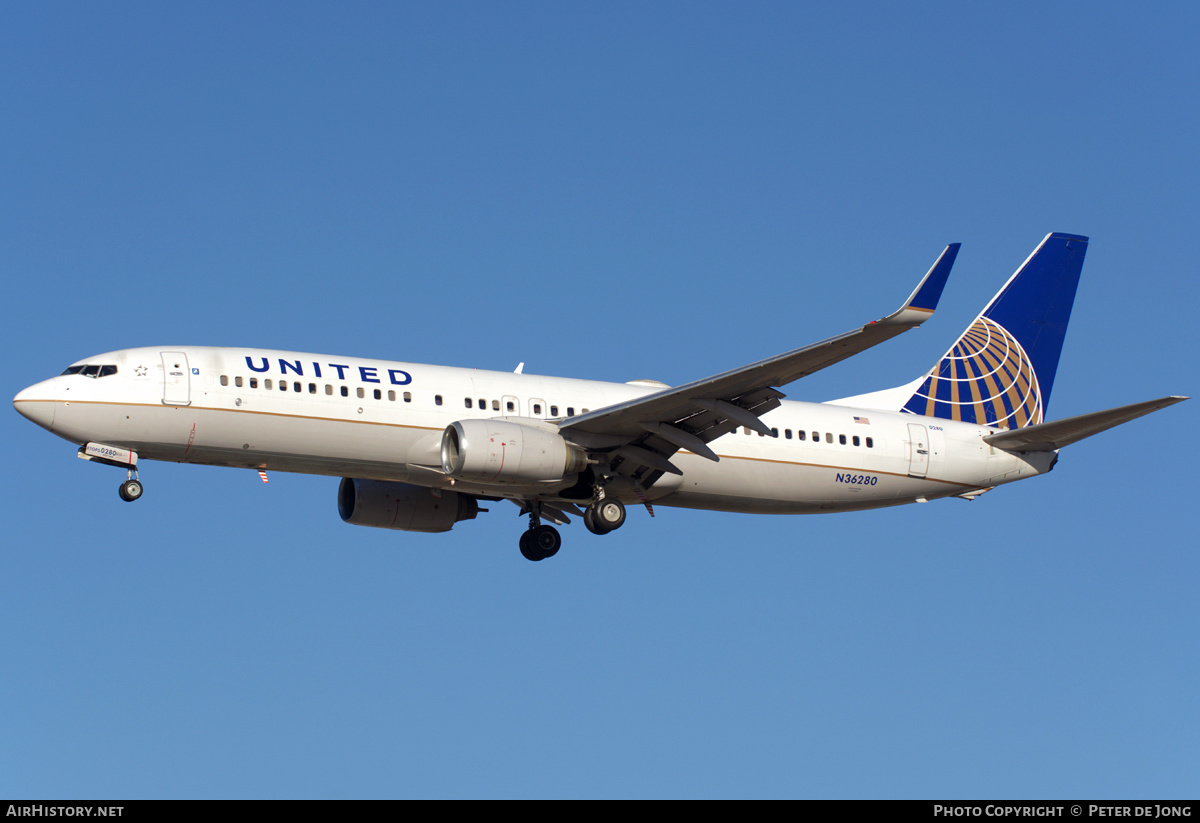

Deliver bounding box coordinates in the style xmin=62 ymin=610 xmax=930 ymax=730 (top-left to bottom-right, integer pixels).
xmin=441 ymin=419 xmax=587 ymax=485
xmin=338 ymin=478 xmax=478 ymax=533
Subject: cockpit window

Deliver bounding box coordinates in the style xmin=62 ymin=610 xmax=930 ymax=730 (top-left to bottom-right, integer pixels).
xmin=62 ymin=364 xmax=118 ymax=377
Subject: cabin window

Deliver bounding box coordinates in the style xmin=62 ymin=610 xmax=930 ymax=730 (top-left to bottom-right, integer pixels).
xmin=825 ymin=433 xmax=833 ymax=444
xmin=866 ymin=437 xmax=874 ymax=448
xmin=797 ymin=430 xmax=806 ymax=441
xmin=403 ymin=392 xmax=412 ymax=403
xmin=811 ymin=431 xmax=819 ymax=441
xmin=220 ymin=375 xmax=229 ymax=386
xmin=839 ymin=434 xmax=847 ymax=445
xmin=435 ymin=395 xmax=443 ymax=406
xmin=550 ymin=405 xmax=558 ymax=416
xmin=506 ymin=400 xmax=515 ymax=412
xmin=567 ymin=407 xmax=575 ymax=416
xmin=279 ymin=381 xmax=287 ymax=391
xmin=309 ymin=383 xmax=317 ymax=394
xmin=771 ymin=428 xmax=779 ymax=438
xmin=745 ymin=427 xmax=752 ymax=435
xmin=341 ymin=386 xmax=349 ymax=397
xmin=265 ymin=379 xmax=273 ymax=389
xmin=492 ymin=399 xmax=500 ymax=411
xmin=465 ymin=398 xmax=473 ymax=409
xmin=325 ymin=384 xmax=333 ymax=395
xmin=373 ymin=388 xmax=382 ymax=400
xmin=354 ymin=387 xmax=363 ymax=399
xmin=250 ymin=378 xmax=258 ymax=389
xmin=478 ymin=398 xmax=486 ymax=409
xmin=293 ymin=381 xmax=302 ymax=393
xmin=533 ymin=403 xmax=542 ymax=415
xmin=388 ymin=390 xmax=396 ymax=401
xmin=852 ymin=435 xmax=860 ymax=446
xmin=235 ymin=376 xmax=243 ymax=388
xmin=785 ymin=429 xmax=792 ymax=439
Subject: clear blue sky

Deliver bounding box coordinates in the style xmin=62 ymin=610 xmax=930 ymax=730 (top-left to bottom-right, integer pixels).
xmin=3 ymin=2 xmax=1196 ymax=799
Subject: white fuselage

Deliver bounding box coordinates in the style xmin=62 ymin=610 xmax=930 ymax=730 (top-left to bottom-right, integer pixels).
xmin=14 ymin=346 xmax=1055 ymax=514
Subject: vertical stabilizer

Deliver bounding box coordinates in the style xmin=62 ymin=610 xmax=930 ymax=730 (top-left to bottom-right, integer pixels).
xmin=898 ymin=233 xmax=1088 ymax=428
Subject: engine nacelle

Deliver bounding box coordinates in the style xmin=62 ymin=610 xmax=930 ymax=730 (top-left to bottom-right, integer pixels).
xmin=338 ymin=478 xmax=478 ymax=533
xmin=441 ymin=419 xmax=588 ymax=485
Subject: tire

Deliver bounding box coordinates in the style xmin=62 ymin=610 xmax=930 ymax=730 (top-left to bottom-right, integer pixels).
xmin=519 ymin=530 xmax=544 ymax=561
xmin=594 ymin=499 xmax=626 ymax=531
xmin=583 ymin=506 xmax=610 ymax=536
xmin=119 ymin=479 xmax=143 ymax=502
xmin=532 ymin=525 xmax=561 ymax=558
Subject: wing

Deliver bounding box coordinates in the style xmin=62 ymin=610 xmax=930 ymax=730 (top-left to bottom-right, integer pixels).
xmin=560 ymin=243 xmax=960 ymax=486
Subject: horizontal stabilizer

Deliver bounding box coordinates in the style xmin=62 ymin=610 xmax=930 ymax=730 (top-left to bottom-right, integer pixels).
xmin=983 ymin=396 xmax=1187 ymax=452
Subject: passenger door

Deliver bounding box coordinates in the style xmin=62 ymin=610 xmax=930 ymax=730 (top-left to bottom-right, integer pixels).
xmin=161 ymin=351 xmax=191 ymax=406
xmin=906 ymin=422 xmax=929 ymax=478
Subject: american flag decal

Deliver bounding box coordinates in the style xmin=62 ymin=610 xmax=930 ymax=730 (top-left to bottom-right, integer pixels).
xmin=854 ymin=416 xmax=870 ymax=424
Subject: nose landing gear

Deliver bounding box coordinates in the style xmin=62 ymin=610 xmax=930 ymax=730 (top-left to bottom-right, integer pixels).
xmin=117 ymin=463 xmax=144 ymax=502
xmin=118 ymin=476 xmax=144 ymax=502
xmin=77 ymin=443 xmax=144 ymax=502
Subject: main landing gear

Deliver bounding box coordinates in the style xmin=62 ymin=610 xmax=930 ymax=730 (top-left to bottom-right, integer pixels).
xmin=518 ymin=495 xmax=629 ymax=561
xmin=519 ymin=523 xmax=561 ymax=562
xmin=584 ymin=497 xmax=625 ymax=535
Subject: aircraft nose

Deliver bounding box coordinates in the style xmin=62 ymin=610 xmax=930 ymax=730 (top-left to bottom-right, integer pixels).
xmin=13 ymin=383 xmax=57 ymax=431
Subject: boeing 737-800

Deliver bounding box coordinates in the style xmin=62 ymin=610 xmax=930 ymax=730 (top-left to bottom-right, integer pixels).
xmin=13 ymin=233 xmax=1187 ymax=560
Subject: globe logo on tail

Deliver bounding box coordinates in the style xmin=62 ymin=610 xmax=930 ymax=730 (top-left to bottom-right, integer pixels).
xmin=903 ymin=317 xmax=1043 ymax=428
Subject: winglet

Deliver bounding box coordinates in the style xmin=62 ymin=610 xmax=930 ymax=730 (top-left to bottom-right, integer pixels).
xmin=875 ymin=242 xmax=959 ymax=327
xmin=904 ymin=242 xmax=959 ymax=312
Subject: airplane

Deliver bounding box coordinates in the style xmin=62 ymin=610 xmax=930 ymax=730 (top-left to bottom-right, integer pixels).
xmin=13 ymin=233 xmax=1187 ymax=561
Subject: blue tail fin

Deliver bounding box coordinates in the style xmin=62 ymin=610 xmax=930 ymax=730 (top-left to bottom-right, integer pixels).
xmin=900 ymin=233 xmax=1088 ymax=428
